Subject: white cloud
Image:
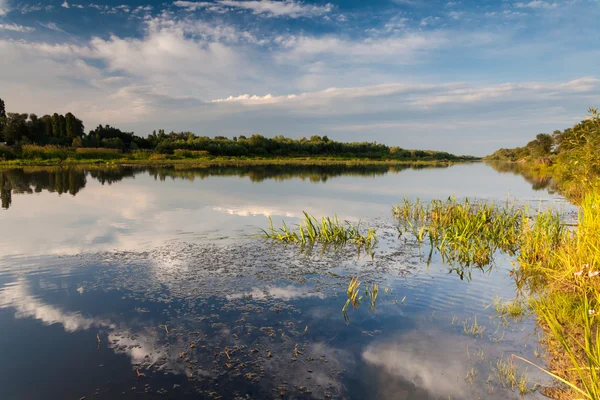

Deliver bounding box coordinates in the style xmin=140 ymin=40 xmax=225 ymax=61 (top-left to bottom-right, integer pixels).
xmin=277 ymin=31 xmax=449 ymax=63
xmin=39 ymin=22 xmax=68 ymax=34
xmin=61 ymin=0 xmax=69 ymax=8
xmin=0 ymin=23 xmax=35 ymax=32
xmin=174 ymin=0 xmax=333 ymax=18
xmin=0 ymin=0 xmax=8 ymax=14
xmin=210 ymin=78 xmax=600 ymax=108
xmin=448 ymin=10 xmax=464 ymax=19
xmin=515 ymin=1 xmax=558 ymax=9
xmin=173 ymin=1 xmax=213 ymax=11
xmin=420 ymin=16 xmax=440 ymax=26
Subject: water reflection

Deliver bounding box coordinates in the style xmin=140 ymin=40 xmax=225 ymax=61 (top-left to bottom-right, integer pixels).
xmin=485 ymin=161 xmax=557 ymax=193
xmin=0 ymin=163 xmax=562 ymax=399
xmin=0 ymin=164 xmax=448 ymax=210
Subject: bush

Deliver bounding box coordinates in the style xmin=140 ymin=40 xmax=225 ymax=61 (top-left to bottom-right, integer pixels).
xmin=75 ymin=148 xmax=122 ymax=160
xmin=0 ymin=145 xmax=16 ymax=160
xmin=129 ymin=150 xmax=152 ymax=160
xmin=173 ymin=149 xmax=210 ymax=158
xmin=21 ymin=145 xmax=70 ymax=160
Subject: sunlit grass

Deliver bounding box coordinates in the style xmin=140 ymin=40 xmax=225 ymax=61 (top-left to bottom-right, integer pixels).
xmin=393 ymin=191 xmax=600 ymax=398
xmin=393 ymin=196 xmax=524 ymax=278
xmin=262 ymin=211 xmax=377 ymax=254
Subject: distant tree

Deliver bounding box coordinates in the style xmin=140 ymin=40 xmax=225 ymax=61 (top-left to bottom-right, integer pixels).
xmin=0 ymin=98 xmax=6 ymax=141
xmin=41 ymin=115 xmax=53 ymax=139
xmin=59 ymin=114 xmax=67 ymax=138
xmin=3 ymin=113 xmax=29 ymax=145
xmin=51 ymin=113 xmax=60 ymax=137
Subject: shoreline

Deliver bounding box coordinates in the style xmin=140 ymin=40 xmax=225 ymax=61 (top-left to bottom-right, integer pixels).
xmin=0 ymin=157 xmax=481 ymax=168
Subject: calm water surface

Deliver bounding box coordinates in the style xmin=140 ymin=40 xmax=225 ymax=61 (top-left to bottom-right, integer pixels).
xmin=0 ymin=163 xmax=568 ymax=399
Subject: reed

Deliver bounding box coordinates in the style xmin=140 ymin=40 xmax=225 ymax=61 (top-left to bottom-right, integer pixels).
xmin=393 ymin=196 xmax=524 ymax=278
xmin=262 ymin=211 xmax=377 ymax=254
xmin=394 ymin=192 xmax=600 ymax=398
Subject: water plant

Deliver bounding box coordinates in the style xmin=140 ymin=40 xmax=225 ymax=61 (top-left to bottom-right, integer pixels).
xmin=394 ymin=190 xmax=600 ymax=398
xmin=393 ymin=196 xmax=525 ymax=278
xmin=491 ymin=296 xmax=528 ymax=320
xmin=463 ymin=315 xmax=486 ymax=337
xmin=262 ymin=211 xmax=377 ymax=254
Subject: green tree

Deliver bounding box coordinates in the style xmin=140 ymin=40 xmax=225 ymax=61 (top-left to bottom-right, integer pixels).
xmin=51 ymin=113 xmax=60 ymax=137
xmin=0 ymin=98 xmax=6 ymax=142
xmin=3 ymin=113 xmax=29 ymax=145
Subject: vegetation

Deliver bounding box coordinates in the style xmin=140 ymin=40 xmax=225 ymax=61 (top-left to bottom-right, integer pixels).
xmin=485 ymin=107 xmax=600 ymax=202
xmin=393 ymin=196 xmax=529 ymax=278
xmin=262 ymin=212 xmax=377 ymax=254
xmin=394 ymin=109 xmax=600 ymax=399
xmin=0 ymin=97 xmax=476 ymax=165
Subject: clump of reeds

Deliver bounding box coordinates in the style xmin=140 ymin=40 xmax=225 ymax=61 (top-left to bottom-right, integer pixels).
xmin=491 ymin=296 xmax=528 ymax=319
xmin=341 ymin=277 xmax=380 ymax=323
xmin=394 ymin=192 xmax=600 ymax=398
xmin=262 ymin=211 xmax=377 ymax=254
xmin=393 ymin=196 xmax=524 ymax=277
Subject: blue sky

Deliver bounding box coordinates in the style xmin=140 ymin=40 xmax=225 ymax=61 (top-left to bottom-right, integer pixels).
xmin=0 ymin=0 xmax=599 ymax=155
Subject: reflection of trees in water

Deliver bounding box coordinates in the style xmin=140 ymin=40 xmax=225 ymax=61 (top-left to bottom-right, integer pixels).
xmin=0 ymin=163 xmax=450 ymax=209
xmin=485 ymin=161 xmax=558 ymax=193
xmin=144 ymin=164 xmax=442 ymax=183
xmin=0 ymin=168 xmax=87 ymax=209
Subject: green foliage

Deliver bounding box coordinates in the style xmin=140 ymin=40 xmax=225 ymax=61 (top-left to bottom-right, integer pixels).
xmin=0 ymin=144 xmax=15 ymax=160
xmin=262 ymin=211 xmax=377 ymax=254
xmin=21 ymin=144 xmax=70 ymax=160
xmin=74 ymin=148 xmax=122 ymax=160
xmin=393 ymin=197 xmax=526 ymax=278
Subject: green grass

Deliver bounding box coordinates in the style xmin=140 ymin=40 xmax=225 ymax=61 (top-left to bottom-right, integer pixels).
xmin=0 ymin=154 xmax=478 ymax=167
xmin=393 ymin=196 xmax=525 ymax=278
xmin=262 ymin=211 xmax=377 ymax=254
xmin=463 ymin=315 xmax=486 ymax=337
xmin=394 ymin=192 xmax=600 ymax=398
xmin=491 ymin=296 xmax=528 ymax=319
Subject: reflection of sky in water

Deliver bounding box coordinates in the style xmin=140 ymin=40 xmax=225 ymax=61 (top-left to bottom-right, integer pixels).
xmin=0 ymin=163 xmax=567 ymax=256
xmin=0 ymin=164 xmax=561 ymax=399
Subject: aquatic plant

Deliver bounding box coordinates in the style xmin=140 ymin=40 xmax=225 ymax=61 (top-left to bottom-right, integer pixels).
xmin=491 ymin=355 xmax=534 ymax=394
xmin=394 ymin=191 xmax=600 ymax=398
xmin=262 ymin=212 xmax=377 ymax=254
xmin=491 ymin=296 xmax=528 ymax=320
xmin=393 ymin=196 xmax=525 ymax=278
xmin=463 ymin=315 xmax=485 ymax=337
xmin=341 ymin=278 xmax=381 ymax=322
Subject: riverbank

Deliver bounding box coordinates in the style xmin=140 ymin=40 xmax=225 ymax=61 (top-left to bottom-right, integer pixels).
xmin=0 ymin=156 xmax=480 ymax=168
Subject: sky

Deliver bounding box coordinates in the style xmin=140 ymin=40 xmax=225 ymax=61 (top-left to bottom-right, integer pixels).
xmin=0 ymin=0 xmax=599 ymax=155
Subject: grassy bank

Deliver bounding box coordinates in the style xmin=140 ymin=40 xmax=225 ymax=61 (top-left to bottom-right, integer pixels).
xmin=397 ymin=109 xmax=600 ymax=398
xmin=0 ymin=154 xmax=479 ymax=168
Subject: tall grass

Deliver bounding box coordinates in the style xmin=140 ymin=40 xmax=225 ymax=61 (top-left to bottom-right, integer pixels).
xmin=394 ymin=193 xmax=600 ymax=398
xmin=393 ymin=197 xmax=524 ymax=278
xmin=262 ymin=211 xmax=377 ymax=254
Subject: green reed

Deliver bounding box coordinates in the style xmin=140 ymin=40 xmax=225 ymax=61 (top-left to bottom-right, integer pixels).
xmin=393 ymin=197 xmax=525 ymax=278
xmin=394 ymin=192 xmax=600 ymax=398
xmin=262 ymin=211 xmax=377 ymax=254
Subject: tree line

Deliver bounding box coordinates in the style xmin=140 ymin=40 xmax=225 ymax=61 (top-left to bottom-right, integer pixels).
xmin=485 ymin=107 xmax=599 ymax=201
xmin=0 ymin=97 xmax=471 ymax=161
xmin=485 ymin=108 xmax=599 ymax=166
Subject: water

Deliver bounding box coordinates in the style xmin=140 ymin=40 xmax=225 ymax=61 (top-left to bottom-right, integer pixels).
xmin=0 ymin=163 xmax=568 ymax=399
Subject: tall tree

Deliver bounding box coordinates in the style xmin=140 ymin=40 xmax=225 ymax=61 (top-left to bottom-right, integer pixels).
xmin=59 ymin=114 xmax=67 ymax=138
xmin=3 ymin=113 xmax=29 ymax=145
xmin=51 ymin=113 xmax=60 ymax=137
xmin=0 ymin=98 xmax=6 ymax=141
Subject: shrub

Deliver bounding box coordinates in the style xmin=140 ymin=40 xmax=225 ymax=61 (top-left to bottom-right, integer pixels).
xmin=0 ymin=145 xmax=16 ymax=160
xmin=21 ymin=145 xmax=70 ymax=160
xmin=75 ymin=147 xmax=122 ymax=160
xmin=173 ymin=149 xmax=210 ymax=158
